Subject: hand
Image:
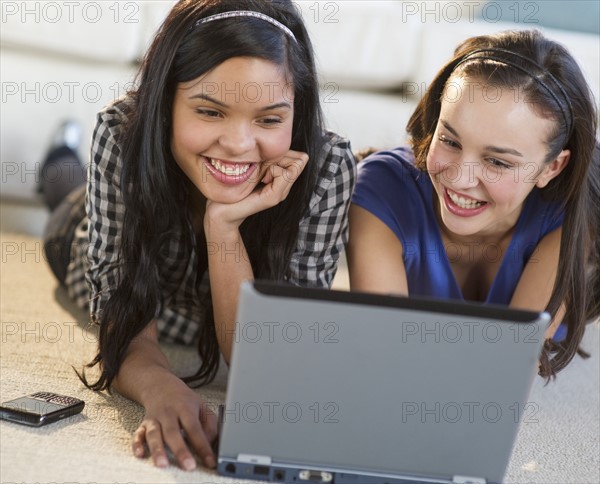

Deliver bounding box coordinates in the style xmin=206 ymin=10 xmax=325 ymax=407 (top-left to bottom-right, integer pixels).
xmin=131 ymin=377 xmax=218 ymax=471
xmin=205 ymin=149 xmax=309 ymax=234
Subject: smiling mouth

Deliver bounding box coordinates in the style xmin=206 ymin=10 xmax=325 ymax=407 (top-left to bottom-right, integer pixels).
xmin=446 ymin=188 xmax=486 ymax=209
xmin=208 ymin=157 xmax=252 ymax=176
xmin=203 ymin=156 xmax=260 ymax=185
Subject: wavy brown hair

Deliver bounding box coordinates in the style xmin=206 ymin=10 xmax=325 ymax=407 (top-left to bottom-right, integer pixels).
xmin=407 ymin=30 xmax=599 ymax=379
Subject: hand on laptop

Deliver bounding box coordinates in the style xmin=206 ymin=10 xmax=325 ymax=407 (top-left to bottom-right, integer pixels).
xmin=131 ymin=377 xmax=218 ymax=471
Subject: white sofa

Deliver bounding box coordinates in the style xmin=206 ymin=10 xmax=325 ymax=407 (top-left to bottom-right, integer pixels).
xmin=1 ymin=1 xmax=170 ymax=205
xmin=1 ymin=1 xmax=598 ymax=207
xmin=301 ymin=0 xmax=600 ymax=151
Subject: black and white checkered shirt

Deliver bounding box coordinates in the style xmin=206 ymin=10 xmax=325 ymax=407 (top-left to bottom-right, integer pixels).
xmin=64 ymin=98 xmax=357 ymax=345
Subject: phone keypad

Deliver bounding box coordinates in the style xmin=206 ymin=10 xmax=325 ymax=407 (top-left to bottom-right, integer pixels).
xmin=30 ymin=392 xmax=80 ymax=406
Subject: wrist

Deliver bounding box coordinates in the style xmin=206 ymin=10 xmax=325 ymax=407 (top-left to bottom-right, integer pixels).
xmin=115 ymin=363 xmax=182 ymax=407
xmin=204 ymin=214 xmax=242 ymax=243
xmin=139 ymin=368 xmax=190 ymax=406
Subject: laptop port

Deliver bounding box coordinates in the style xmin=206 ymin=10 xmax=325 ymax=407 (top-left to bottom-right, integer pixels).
xmin=225 ymin=463 xmax=236 ymax=473
xmin=274 ymin=469 xmax=285 ymax=481
xmin=299 ymin=470 xmax=333 ymax=482
xmin=254 ymin=465 xmax=270 ymax=476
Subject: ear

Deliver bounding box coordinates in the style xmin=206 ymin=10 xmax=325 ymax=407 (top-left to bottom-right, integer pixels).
xmin=536 ymin=149 xmax=570 ymax=188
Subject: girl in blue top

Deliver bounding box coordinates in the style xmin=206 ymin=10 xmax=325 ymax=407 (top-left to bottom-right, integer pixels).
xmin=348 ymin=30 xmax=599 ymax=379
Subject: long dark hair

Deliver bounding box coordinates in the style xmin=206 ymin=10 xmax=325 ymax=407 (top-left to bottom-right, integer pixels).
xmin=407 ymin=29 xmax=599 ymax=379
xmin=82 ymin=0 xmax=324 ymax=391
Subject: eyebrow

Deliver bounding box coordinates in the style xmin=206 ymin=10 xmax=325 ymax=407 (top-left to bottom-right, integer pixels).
xmin=189 ymin=93 xmax=292 ymax=111
xmin=440 ymin=119 xmax=524 ymax=157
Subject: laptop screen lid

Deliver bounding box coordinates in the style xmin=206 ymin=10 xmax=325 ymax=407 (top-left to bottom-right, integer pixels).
xmin=218 ymin=281 xmax=548 ymax=484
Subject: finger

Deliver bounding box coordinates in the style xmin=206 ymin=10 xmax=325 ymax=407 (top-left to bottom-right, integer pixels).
xmin=132 ymin=425 xmax=147 ymax=458
xmin=269 ymin=165 xmax=296 ymax=199
xmin=179 ymin=408 xmax=218 ymax=469
xmin=261 ymin=169 xmax=274 ymax=185
xmin=161 ymin=422 xmax=198 ymax=471
xmin=259 ymin=151 xmax=307 ymax=188
xmin=268 ymin=164 xmax=287 ymax=182
xmin=274 ymin=158 xmax=308 ymax=180
xmin=143 ymin=420 xmax=170 ymax=468
xmin=279 ymin=155 xmax=308 ymax=184
xmin=278 ymin=150 xmax=309 ymax=167
xmin=199 ymin=404 xmax=219 ymax=444
xmin=257 ymin=165 xmax=286 ymax=197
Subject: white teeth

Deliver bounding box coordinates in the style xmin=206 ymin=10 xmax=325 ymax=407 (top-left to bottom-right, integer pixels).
xmin=209 ymin=158 xmax=250 ymax=176
xmin=447 ymin=190 xmax=484 ymax=209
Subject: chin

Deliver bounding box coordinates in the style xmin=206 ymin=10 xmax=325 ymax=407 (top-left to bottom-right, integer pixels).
xmin=204 ymin=187 xmax=255 ymax=205
xmin=441 ymin=214 xmax=478 ymax=236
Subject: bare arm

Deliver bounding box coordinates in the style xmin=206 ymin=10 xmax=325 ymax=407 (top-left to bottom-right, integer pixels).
xmin=112 ymin=321 xmax=171 ymax=402
xmin=203 ymin=222 xmax=253 ymax=364
xmin=510 ymin=227 xmax=564 ymax=338
xmin=86 ymin=105 xmax=220 ymax=470
xmin=112 ymin=320 xmax=218 ymax=470
xmin=205 ymin=150 xmax=308 ymax=363
xmin=347 ymin=204 xmax=409 ymax=295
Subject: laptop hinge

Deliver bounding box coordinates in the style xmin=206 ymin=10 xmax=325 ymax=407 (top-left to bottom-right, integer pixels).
xmin=453 ymin=476 xmax=486 ymax=484
xmin=237 ymin=454 xmax=272 ymax=465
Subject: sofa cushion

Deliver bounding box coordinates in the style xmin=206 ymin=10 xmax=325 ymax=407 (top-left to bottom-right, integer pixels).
xmin=298 ymin=1 xmax=422 ymax=89
xmin=413 ymin=19 xmax=599 ymax=116
xmin=139 ymin=1 xmax=176 ymax=54
xmin=0 ymin=49 xmax=135 ymax=200
xmin=0 ymin=1 xmax=142 ymax=63
xmin=322 ymin=89 xmax=417 ymax=151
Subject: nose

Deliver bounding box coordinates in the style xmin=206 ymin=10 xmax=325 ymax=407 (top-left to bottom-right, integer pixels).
xmin=439 ymin=154 xmax=481 ymax=190
xmin=218 ymin=121 xmax=256 ymax=157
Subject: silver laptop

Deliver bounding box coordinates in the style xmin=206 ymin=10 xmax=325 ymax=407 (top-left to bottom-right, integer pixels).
xmin=217 ymin=281 xmax=548 ymax=484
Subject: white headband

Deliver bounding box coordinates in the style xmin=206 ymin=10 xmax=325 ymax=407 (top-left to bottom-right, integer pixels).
xmin=195 ymin=10 xmax=297 ymax=42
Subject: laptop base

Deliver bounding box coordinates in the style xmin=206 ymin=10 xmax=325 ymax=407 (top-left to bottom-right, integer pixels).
xmin=218 ymin=457 xmax=487 ymax=484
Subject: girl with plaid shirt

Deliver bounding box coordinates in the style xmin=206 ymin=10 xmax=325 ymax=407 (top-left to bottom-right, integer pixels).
xmin=44 ymin=0 xmax=356 ymax=471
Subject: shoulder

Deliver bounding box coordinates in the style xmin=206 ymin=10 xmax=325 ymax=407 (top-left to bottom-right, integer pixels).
xmin=352 ymin=146 xmax=434 ymax=243
xmin=100 ymin=94 xmax=134 ymax=122
xmin=316 ymin=131 xmax=356 ymax=180
xmin=353 ymin=146 xmax=427 ymax=203
xmin=90 ymin=95 xmax=135 ymax=184
xmin=94 ymin=95 xmax=134 ymax=142
xmin=309 ymin=132 xmax=357 ymax=208
xmin=522 ymin=189 xmax=565 ymax=235
xmin=357 ymin=146 xmax=419 ymax=181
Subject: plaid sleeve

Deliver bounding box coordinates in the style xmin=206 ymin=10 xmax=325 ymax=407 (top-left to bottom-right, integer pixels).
xmin=85 ymin=105 xmax=127 ymax=324
xmin=288 ymin=133 xmax=357 ymax=287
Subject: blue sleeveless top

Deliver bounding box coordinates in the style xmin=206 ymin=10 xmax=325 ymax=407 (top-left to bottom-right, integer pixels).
xmin=352 ymin=147 xmax=565 ymax=305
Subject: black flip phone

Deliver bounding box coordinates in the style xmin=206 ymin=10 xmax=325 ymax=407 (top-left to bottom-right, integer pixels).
xmin=0 ymin=391 xmax=85 ymax=427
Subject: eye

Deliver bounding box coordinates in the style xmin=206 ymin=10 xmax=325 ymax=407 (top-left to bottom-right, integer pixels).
xmin=486 ymin=157 xmax=512 ymax=169
xmin=195 ymin=108 xmax=222 ymax=119
xmin=258 ymin=116 xmax=284 ymax=126
xmin=438 ymin=134 xmax=460 ymax=149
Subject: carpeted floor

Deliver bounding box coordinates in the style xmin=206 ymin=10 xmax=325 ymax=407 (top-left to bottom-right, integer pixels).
xmin=1 ymin=231 xmax=598 ymax=483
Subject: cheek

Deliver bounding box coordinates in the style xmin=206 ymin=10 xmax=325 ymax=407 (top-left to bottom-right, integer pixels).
xmin=170 ymin=134 xmax=188 ymax=173
xmin=482 ymin=174 xmax=529 ymax=207
xmin=425 ymin=147 xmax=437 ymax=174
xmin=172 ymin=122 xmax=207 ymax=156
xmin=170 ymin=128 xmax=190 ymax=164
xmin=259 ymin=125 xmax=293 ymax=159
xmin=426 ymin=142 xmax=450 ymax=176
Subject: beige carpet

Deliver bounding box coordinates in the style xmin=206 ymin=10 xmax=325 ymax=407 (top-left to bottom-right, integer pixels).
xmin=1 ymin=232 xmax=598 ymax=484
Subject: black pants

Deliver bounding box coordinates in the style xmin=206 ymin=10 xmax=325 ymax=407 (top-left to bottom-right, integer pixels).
xmin=43 ymin=183 xmax=87 ymax=286
xmin=40 ymin=143 xmax=87 ymax=285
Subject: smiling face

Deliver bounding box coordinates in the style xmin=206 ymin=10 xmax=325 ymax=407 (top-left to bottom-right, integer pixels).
xmin=170 ymin=56 xmax=294 ymax=204
xmin=426 ymin=77 xmax=568 ymax=241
